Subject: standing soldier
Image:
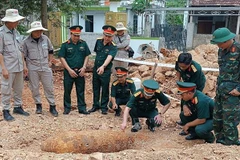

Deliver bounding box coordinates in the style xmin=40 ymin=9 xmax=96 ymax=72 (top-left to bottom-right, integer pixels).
xmin=59 ymin=25 xmax=91 ymax=115
xmin=0 ymin=9 xmax=29 ymax=121
xmin=88 ymin=25 xmax=117 ymax=115
xmin=121 ymin=79 xmax=171 ymax=132
xmin=176 ymin=81 xmax=215 ymax=143
xmin=175 ymin=52 xmax=206 ymax=125
xmin=211 ymin=27 xmax=240 ymax=145
xmin=108 ymin=67 xmax=136 ymax=116
xmin=22 ymin=21 xmax=58 ymax=117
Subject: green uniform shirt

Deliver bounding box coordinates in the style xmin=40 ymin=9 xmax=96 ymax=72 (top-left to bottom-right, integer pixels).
xmin=93 ymin=38 xmax=117 ymax=70
xmin=182 ymin=90 xmax=214 ymax=120
xmin=111 ymin=78 xmax=136 ymax=99
xmin=58 ymin=39 xmax=91 ymax=68
xmin=217 ymin=42 xmax=240 ymax=92
xmin=127 ymin=88 xmax=170 ymax=111
xmin=175 ymin=60 xmax=206 ymax=91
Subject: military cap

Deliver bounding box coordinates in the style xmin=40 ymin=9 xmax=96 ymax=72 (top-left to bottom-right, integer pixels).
xmin=102 ymin=25 xmax=116 ymax=36
xmin=142 ymin=79 xmax=159 ymax=96
xmin=176 ymin=81 xmax=196 ymax=94
xmin=115 ymin=67 xmax=128 ymax=76
xmin=69 ymin=25 xmax=83 ymax=35
xmin=211 ymin=27 xmax=236 ymax=44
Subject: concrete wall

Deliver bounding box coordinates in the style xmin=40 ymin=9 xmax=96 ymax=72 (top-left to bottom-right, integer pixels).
xmin=192 ymin=34 xmax=240 ymax=48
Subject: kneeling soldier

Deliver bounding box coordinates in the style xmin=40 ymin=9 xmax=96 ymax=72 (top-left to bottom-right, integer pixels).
xmin=121 ymin=79 xmax=171 ymax=132
xmin=177 ymin=81 xmax=215 ymax=143
xmin=108 ymin=67 xmax=136 ymax=116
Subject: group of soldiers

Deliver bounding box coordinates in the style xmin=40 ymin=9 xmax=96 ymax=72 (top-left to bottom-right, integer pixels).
xmin=1 ymin=8 xmax=240 ymax=146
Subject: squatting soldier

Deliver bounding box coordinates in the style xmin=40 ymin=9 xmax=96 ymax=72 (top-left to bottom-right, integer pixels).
xmin=177 ymin=81 xmax=215 ymax=143
xmin=59 ymin=25 xmax=91 ymax=115
xmin=121 ymin=79 xmax=171 ymax=132
xmin=211 ymin=27 xmax=240 ymax=146
xmin=0 ymin=9 xmax=29 ymax=121
xmin=108 ymin=67 xmax=136 ymax=116
xmin=22 ymin=21 xmax=58 ymax=117
xmin=175 ymin=52 xmax=206 ymax=125
xmin=88 ymin=25 xmax=117 ymax=115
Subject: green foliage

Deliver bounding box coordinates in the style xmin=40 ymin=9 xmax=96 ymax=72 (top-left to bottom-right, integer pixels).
xmin=0 ymin=0 xmax=98 ymax=21
xmin=132 ymin=0 xmax=150 ymax=15
xmin=165 ymin=0 xmax=186 ymax=25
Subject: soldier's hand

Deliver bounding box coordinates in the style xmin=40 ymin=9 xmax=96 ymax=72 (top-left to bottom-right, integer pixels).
xmin=120 ymin=122 xmax=127 ymax=131
xmin=97 ymin=66 xmax=104 ymax=75
xmin=154 ymin=114 xmax=162 ymax=125
xmin=69 ymin=69 xmax=78 ymax=78
xmin=78 ymin=68 xmax=85 ymax=77
xmin=112 ymin=103 xmax=117 ymax=110
xmin=183 ymin=124 xmax=190 ymax=134
xmin=183 ymin=105 xmax=192 ymax=116
xmin=229 ymin=89 xmax=240 ymax=96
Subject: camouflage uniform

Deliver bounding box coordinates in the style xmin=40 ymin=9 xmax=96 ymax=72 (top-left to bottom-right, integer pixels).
xmin=213 ymin=42 xmax=240 ymax=145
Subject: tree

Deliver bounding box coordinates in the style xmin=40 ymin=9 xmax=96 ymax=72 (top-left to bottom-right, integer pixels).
xmin=165 ymin=0 xmax=186 ymax=25
xmin=0 ymin=0 xmax=97 ymax=33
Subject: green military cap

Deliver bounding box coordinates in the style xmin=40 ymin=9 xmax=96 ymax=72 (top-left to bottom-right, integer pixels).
xmin=102 ymin=25 xmax=116 ymax=36
xmin=142 ymin=79 xmax=159 ymax=96
xmin=142 ymin=79 xmax=159 ymax=90
xmin=176 ymin=81 xmax=196 ymax=94
xmin=211 ymin=27 xmax=236 ymax=44
xmin=69 ymin=25 xmax=83 ymax=35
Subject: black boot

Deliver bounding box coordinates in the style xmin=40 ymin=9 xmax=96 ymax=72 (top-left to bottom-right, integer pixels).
xmin=146 ymin=119 xmax=155 ymax=132
xmin=115 ymin=107 xmax=122 ymax=117
xmin=88 ymin=106 xmax=99 ymax=113
xmin=35 ymin=104 xmax=42 ymax=114
xmin=13 ymin=106 xmax=30 ymax=116
xmin=49 ymin=105 xmax=58 ymax=117
xmin=3 ymin=110 xmax=15 ymax=121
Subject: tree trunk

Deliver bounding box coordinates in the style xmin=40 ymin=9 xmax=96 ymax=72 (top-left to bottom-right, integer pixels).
xmin=41 ymin=0 xmax=49 ymax=37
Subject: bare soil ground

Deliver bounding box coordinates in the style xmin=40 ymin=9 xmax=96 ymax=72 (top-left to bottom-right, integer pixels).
xmin=0 ymin=70 xmax=240 ymax=160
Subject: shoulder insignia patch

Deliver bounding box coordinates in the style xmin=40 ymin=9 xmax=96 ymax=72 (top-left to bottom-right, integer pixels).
xmin=126 ymin=79 xmax=133 ymax=83
xmin=134 ymin=91 xmax=141 ymax=97
xmin=191 ymin=97 xmax=198 ymax=104
xmin=113 ymin=80 xmax=119 ymax=86
xmin=191 ymin=65 xmax=197 ymax=72
xmin=155 ymin=89 xmax=161 ymax=93
xmin=111 ymin=41 xmax=116 ymax=46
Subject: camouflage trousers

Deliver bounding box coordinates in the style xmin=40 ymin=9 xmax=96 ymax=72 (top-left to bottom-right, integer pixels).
xmin=214 ymin=83 xmax=240 ymax=145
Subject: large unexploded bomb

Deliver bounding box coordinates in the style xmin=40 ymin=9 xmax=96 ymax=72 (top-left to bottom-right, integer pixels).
xmin=41 ymin=130 xmax=135 ymax=154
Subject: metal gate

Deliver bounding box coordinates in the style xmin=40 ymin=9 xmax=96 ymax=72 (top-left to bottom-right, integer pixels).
xmin=151 ymin=24 xmax=187 ymax=51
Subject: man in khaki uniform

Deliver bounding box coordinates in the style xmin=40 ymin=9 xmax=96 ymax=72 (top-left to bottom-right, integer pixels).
xmin=22 ymin=21 xmax=58 ymax=117
xmin=0 ymin=9 xmax=29 ymax=121
xmin=112 ymin=22 xmax=131 ymax=74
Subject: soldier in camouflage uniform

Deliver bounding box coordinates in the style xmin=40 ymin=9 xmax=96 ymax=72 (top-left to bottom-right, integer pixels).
xmin=211 ymin=27 xmax=240 ymax=145
xmin=108 ymin=67 xmax=136 ymax=116
xmin=120 ymin=79 xmax=171 ymax=132
xmin=177 ymin=81 xmax=215 ymax=143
